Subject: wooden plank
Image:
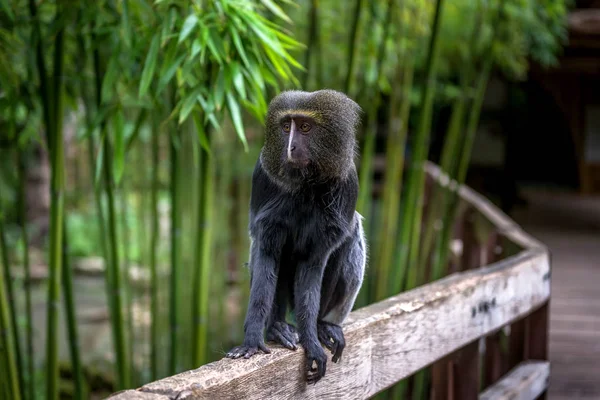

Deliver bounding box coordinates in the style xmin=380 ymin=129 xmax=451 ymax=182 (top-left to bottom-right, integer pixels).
xmin=479 ymin=360 xmax=550 ymax=400
xmin=137 ymin=249 xmax=550 ymax=400
xmin=108 ymin=390 xmax=169 ymax=399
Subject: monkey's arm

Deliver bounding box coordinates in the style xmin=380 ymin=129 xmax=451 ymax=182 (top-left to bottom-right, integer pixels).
xmin=226 ymin=239 xmax=278 ymax=358
xmin=294 ymin=257 xmax=329 ymax=384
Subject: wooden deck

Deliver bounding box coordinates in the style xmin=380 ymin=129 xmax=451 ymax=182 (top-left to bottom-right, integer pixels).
xmin=511 ymin=189 xmax=600 ymax=400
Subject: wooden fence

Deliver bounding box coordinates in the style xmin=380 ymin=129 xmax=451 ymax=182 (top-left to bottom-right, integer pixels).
xmin=109 ymin=163 xmax=551 ymax=400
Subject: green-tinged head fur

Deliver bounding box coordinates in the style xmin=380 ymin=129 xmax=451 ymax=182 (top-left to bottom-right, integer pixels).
xmin=261 ymin=89 xmax=362 ymax=185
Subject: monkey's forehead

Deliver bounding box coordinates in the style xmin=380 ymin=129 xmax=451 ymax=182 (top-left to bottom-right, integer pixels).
xmin=267 ymin=89 xmax=361 ymax=123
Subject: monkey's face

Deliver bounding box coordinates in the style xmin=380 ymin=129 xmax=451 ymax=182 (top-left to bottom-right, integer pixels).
xmin=281 ymin=114 xmax=314 ymax=168
xmin=262 ymin=90 xmax=362 ymax=184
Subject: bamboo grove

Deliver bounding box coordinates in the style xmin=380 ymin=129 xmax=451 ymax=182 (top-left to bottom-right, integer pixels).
xmin=0 ymin=0 xmax=569 ymax=399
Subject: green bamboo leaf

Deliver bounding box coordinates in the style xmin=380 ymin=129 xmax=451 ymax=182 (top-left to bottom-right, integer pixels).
xmin=259 ymin=0 xmax=292 ymax=23
xmin=101 ymin=51 xmax=120 ymax=103
xmin=191 ymin=38 xmax=202 ymax=59
xmin=206 ymin=30 xmax=224 ymax=64
xmin=95 ymin=133 xmax=105 ymax=186
xmin=178 ymin=14 xmax=199 ymax=44
xmin=226 ymin=93 xmax=248 ymax=151
xmin=139 ymin=34 xmax=160 ymax=97
xmin=179 ymin=87 xmax=202 ymax=124
xmin=157 ymin=54 xmax=186 ymax=94
xmin=214 ymin=69 xmax=225 ymax=111
xmin=0 ymin=0 xmax=14 ymax=21
xmin=231 ymin=63 xmax=247 ymax=100
xmin=230 ymin=27 xmax=251 ymax=69
xmin=122 ymin=0 xmax=132 ymax=48
xmin=113 ymin=109 xmax=126 ymax=185
xmin=192 ymin=112 xmax=210 ymax=153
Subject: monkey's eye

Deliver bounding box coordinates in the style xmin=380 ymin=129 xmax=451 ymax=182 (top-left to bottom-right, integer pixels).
xmin=300 ymin=122 xmax=311 ymax=132
xmin=282 ymin=123 xmax=291 ymax=133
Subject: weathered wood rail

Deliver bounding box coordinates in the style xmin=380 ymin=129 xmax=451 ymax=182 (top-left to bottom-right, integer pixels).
xmin=109 ymin=162 xmax=551 ymax=400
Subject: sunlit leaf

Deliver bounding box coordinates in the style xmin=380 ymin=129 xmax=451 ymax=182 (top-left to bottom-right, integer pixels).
xmin=139 ymin=34 xmax=160 ymax=97
xmin=259 ymin=0 xmax=292 ymax=23
xmin=191 ymin=38 xmax=202 ymax=59
xmin=232 ymin=63 xmax=246 ymax=100
xmin=179 ymin=14 xmax=199 ymax=44
xmin=226 ymin=92 xmax=248 ymax=151
xmin=230 ymin=27 xmax=251 ymax=69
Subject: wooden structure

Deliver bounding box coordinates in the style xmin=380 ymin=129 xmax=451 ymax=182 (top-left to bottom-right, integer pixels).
xmin=529 ymin=2 xmax=600 ymax=194
xmin=108 ymin=164 xmax=551 ymax=399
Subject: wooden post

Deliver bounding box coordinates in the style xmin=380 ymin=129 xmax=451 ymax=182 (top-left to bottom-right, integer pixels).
xmin=452 ymin=340 xmax=480 ymax=400
xmin=483 ymin=231 xmax=507 ymax=389
xmin=525 ymin=302 xmax=550 ymax=399
xmin=450 ymin=211 xmax=481 ymax=400
xmin=431 ymin=357 xmax=451 ymax=400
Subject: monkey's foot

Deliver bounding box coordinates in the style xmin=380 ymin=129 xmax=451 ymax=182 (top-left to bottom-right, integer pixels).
xmin=267 ymin=321 xmax=299 ymax=351
xmin=225 ymin=341 xmax=270 ymax=359
xmin=304 ymin=342 xmax=327 ymax=384
xmin=317 ymin=321 xmax=346 ymax=363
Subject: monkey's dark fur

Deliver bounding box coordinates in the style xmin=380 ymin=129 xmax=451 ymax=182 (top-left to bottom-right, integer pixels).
xmin=226 ymin=89 xmax=367 ymax=384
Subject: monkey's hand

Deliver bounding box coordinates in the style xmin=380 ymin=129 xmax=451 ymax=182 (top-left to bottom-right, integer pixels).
xmin=304 ymin=341 xmax=327 ymax=384
xmin=225 ymin=336 xmax=271 ymax=359
xmin=317 ymin=321 xmax=346 ymax=363
xmin=266 ymin=321 xmax=299 ymax=351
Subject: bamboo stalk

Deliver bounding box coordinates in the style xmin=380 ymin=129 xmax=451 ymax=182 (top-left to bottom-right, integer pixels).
xmin=192 ymin=122 xmax=213 ymax=367
xmin=433 ymin=0 xmax=506 ymax=275
xmin=419 ymin=0 xmax=484 ymax=282
xmin=91 ymin=23 xmax=131 ymax=389
xmin=395 ymin=0 xmax=446 ymax=294
xmin=1 ymin=136 xmax=25 ymax=400
xmin=45 ymin=2 xmax=67 ymax=397
xmin=61 ymin=222 xmax=85 ymax=400
xmin=169 ymin=127 xmax=182 ymax=374
xmin=102 ymin=134 xmax=131 ymax=390
xmin=302 ymin=0 xmax=319 ymax=89
xmin=149 ymin=121 xmax=160 ymax=381
xmin=374 ymin=1 xmax=418 ymax=301
xmin=119 ymin=178 xmax=135 ymax=384
xmin=17 ymin=148 xmax=35 ymax=400
xmin=0 ymin=219 xmax=21 ymax=400
xmin=344 ymin=0 xmax=366 ymax=94
xmin=356 ymin=0 xmax=395 ymax=220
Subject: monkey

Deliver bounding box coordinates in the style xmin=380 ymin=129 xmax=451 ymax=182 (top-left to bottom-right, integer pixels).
xmin=225 ymin=89 xmax=367 ymax=384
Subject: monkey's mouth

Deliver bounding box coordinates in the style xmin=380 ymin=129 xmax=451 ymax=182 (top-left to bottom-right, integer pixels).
xmin=285 ymin=157 xmax=310 ymax=168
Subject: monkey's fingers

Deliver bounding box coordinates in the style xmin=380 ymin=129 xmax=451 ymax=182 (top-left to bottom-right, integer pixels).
xmin=317 ymin=330 xmax=335 ymax=352
xmin=332 ymin=339 xmax=345 ymax=363
xmin=267 ymin=327 xmax=297 ymax=350
xmin=306 ymin=357 xmax=327 ymax=385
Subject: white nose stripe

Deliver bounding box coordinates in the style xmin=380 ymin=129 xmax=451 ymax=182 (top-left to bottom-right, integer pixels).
xmin=287 ymin=119 xmax=296 ymax=161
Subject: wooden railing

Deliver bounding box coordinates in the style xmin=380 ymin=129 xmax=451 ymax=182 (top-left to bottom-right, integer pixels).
xmin=109 ymin=163 xmax=551 ymax=400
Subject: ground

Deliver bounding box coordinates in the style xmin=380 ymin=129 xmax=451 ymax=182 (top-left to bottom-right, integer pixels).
xmin=511 ymin=188 xmax=600 ymax=400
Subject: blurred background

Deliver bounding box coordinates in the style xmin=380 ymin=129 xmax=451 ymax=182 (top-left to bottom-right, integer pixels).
xmin=0 ymin=0 xmax=598 ymax=399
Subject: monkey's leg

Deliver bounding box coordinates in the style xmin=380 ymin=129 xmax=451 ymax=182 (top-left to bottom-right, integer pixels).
xmin=226 ymin=240 xmax=279 ymax=359
xmin=295 ymin=259 xmax=328 ymax=384
xmin=318 ymin=214 xmax=366 ymax=363
xmin=266 ymin=275 xmax=298 ymax=350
